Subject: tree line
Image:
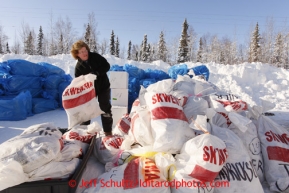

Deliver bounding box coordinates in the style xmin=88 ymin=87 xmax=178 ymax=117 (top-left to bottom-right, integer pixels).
xmin=1 ymin=13 xmax=288 ymax=69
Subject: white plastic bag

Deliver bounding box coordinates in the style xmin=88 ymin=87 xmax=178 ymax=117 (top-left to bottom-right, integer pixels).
xmin=173 ymin=75 xmax=196 ymax=96
xmin=0 ymin=134 xmax=61 ymax=173
xmin=183 ymin=96 xmax=209 ymax=122
xmin=227 ymin=115 xmax=265 ymax=183
xmin=171 ymin=162 xmax=215 ymax=193
xmin=144 ymin=90 xmax=195 ymax=153
xmin=112 ymin=113 xmax=131 ymax=136
xmin=209 ymin=92 xmax=248 ymax=113
xmin=62 ymin=74 xmax=104 ymax=128
xmin=0 ymin=160 xmax=28 ymax=191
xmin=62 ymin=122 xmax=101 ymax=144
xmin=93 ymin=135 xmax=124 ymax=164
xmin=128 ymin=106 xmax=154 ymax=146
xmin=210 ymin=123 xmax=264 ymax=193
xmin=20 ymin=122 xmax=63 ymax=138
xmin=27 ymin=158 xmax=80 ymax=181
xmin=54 ymin=140 xmax=82 ymax=162
xmin=257 ymin=115 xmax=289 ymax=192
xmin=170 ymin=90 xmax=189 ymax=107
xmin=175 ymin=133 xmax=227 ymax=182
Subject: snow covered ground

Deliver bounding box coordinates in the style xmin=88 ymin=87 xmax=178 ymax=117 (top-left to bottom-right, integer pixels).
xmin=0 ymin=53 xmax=289 ymax=144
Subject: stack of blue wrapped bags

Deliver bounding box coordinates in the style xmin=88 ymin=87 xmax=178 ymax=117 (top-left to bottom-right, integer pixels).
xmin=0 ymin=59 xmax=72 ymax=121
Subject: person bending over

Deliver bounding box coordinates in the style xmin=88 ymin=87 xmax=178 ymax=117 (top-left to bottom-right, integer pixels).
xmin=71 ymin=40 xmax=113 ymax=136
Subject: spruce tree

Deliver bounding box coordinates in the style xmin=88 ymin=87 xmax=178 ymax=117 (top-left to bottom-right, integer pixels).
xmin=115 ymin=36 xmax=120 ymax=57
xmin=272 ymin=33 xmax=284 ymax=68
xmin=0 ymin=39 xmax=2 ymax=54
xmin=177 ymin=18 xmax=189 ymax=63
xmin=127 ymin=41 xmax=132 ymax=60
xmin=37 ymin=26 xmax=44 ymax=55
xmin=24 ymin=32 xmax=34 ymax=55
xmin=0 ymin=38 xmax=3 ymax=54
xmin=6 ymin=42 xmax=10 ymax=53
xmin=84 ymin=23 xmax=91 ymax=45
xmin=110 ymin=30 xmax=115 ymax=55
xmin=197 ymin=37 xmax=203 ymax=62
xmin=58 ymin=33 xmax=64 ymax=54
xmin=131 ymin=45 xmax=138 ymax=61
xmin=135 ymin=51 xmax=138 ymax=61
xmin=91 ymin=38 xmax=97 ymax=53
xmin=157 ymin=31 xmax=167 ymax=62
xmin=146 ymin=43 xmax=151 ymax=62
xmin=139 ymin=41 xmax=143 ymax=61
xmin=141 ymin=34 xmax=148 ymax=61
xmin=249 ymin=23 xmax=261 ymax=62
xmin=150 ymin=45 xmax=156 ymax=62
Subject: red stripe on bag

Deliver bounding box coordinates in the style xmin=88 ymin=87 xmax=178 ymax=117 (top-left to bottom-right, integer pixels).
xmin=267 ymin=146 xmax=289 ymax=162
xmin=188 ymin=164 xmax=219 ymax=182
xmin=123 ymin=158 xmax=139 ymax=189
xmin=118 ymin=118 xmax=131 ymax=134
xmin=62 ymin=89 xmax=96 ymax=109
xmin=151 ymin=106 xmax=188 ymax=121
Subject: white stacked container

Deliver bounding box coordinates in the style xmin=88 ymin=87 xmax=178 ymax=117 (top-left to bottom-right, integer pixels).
xmin=109 ymin=71 xmax=129 ymax=127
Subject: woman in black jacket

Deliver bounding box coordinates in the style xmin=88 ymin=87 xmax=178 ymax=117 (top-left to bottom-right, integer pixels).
xmin=71 ymin=40 xmax=112 ymax=136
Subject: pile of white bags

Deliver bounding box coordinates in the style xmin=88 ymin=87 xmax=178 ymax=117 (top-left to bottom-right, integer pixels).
xmin=4 ymin=72 xmax=288 ymax=193
xmin=0 ymin=122 xmax=100 ymax=191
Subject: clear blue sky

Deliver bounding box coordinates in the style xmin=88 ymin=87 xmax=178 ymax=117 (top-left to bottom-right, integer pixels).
xmin=1 ymin=0 xmax=289 ymax=49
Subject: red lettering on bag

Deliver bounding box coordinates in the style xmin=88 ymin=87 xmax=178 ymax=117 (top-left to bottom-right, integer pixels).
xmin=144 ymin=159 xmax=160 ymax=181
xmin=107 ymin=137 xmax=123 ymax=149
xmin=203 ymin=146 xmax=228 ymax=165
xmin=68 ymin=131 xmax=93 ymax=143
xmin=100 ymin=136 xmax=123 ymax=150
xmin=63 ymin=81 xmax=93 ymax=96
xmin=218 ymin=112 xmax=232 ymax=126
xmin=265 ymin=130 xmax=289 ymax=145
xmin=152 ymin=93 xmax=180 ymax=106
xmin=62 ymin=89 xmax=96 ymax=109
xmin=216 ymin=100 xmax=248 ymax=111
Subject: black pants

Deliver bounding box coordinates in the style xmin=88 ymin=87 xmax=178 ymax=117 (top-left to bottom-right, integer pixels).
xmin=80 ymin=88 xmax=113 ymax=133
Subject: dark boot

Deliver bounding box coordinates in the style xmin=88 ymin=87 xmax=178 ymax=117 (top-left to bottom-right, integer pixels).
xmin=101 ymin=113 xmax=113 ymax=133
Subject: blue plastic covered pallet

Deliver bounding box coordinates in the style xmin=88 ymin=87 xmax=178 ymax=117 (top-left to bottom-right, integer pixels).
xmin=188 ymin=65 xmax=210 ymax=81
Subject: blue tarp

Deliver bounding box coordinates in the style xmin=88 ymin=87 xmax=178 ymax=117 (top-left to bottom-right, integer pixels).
xmin=32 ymin=98 xmax=59 ymax=114
xmin=5 ymin=59 xmax=45 ymax=77
xmin=0 ymin=60 xmax=72 ymax=120
xmin=1 ymin=75 xmax=43 ymax=92
xmin=168 ymin=63 xmax=188 ymax=79
xmin=0 ymin=91 xmax=32 ymax=121
xmin=110 ymin=64 xmax=125 ymax=71
xmin=43 ymin=74 xmax=65 ymax=89
xmin=38 ymin=62 xmax=65 ymax=76
xmin=189 ymin=65 xmax=210 ymax=81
